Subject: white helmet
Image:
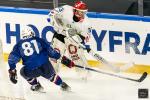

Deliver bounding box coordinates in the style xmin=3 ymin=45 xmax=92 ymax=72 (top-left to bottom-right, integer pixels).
xmin=21 ymin=26 xmax=35 ymax=39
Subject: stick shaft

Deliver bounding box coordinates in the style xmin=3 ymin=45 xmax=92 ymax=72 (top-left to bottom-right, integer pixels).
xmin=75 ymin=64 xmax=147 ymax=82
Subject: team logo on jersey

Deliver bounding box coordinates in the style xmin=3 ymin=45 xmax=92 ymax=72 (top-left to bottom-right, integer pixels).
xmin=68 ymin=44 xmax=80 ymax=60
xmin=68 ymin=44 xmax=77 ymax=54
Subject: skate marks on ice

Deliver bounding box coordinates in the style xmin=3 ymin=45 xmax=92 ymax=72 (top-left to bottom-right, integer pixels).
xmin=0 ymin=77 xmax=25 ymax=100
xmin=22 ymin=77 xmax=86 ymax=100
xmin=0 ymin=96 xmax=25 ymax=100
xmin=59 ymin=69 xmax=150 ymax=100
xmin=0 ymin=63 xmax=25 ymax=100
xmin=1 ymin=64 xmax=149 ymax=100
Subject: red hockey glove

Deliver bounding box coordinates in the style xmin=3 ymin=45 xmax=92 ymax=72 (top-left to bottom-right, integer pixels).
xmin=8 ymin=69 xmax=17 ymax=84
xmin=61 ymin=56 xmax=75 ymax=68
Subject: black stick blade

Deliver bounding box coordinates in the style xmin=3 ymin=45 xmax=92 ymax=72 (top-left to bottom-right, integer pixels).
xmin=138 ymin=72 xmax=148 ymax=82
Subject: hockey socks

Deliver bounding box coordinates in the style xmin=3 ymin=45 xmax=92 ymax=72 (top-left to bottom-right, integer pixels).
xmin=27 ymin=78 xmax=38 ymax=85
xmin=50 ymin=74 xmax=62 ymax=85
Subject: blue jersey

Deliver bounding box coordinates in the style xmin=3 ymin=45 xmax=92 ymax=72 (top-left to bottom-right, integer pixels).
xmin=8 ymin=37 xmax=60 ymax=70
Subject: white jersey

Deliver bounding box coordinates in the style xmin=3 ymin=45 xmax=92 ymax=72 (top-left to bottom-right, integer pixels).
xmin=47 ymin=5 xmax=91 ymax=75
xmin=48 ymin=5 xmax=91 ymax=40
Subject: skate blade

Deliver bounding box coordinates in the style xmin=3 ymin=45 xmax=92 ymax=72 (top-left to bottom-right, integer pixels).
xmin=32 ymin=88 xmax=46 ymax=94
xmin=61 ymin=87 xmax=72 ymax=93
xmin=32 ymin=90 xmax=46 ymax=94
xmin=61 ymin=89 xmax=74 ymax=93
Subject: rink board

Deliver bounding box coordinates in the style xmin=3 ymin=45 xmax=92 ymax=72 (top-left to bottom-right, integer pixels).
xmin=0 ymin=6 xmax=150 ymax=73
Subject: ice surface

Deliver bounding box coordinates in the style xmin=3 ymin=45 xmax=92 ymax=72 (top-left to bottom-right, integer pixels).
xmin=0 ymin=63 xmax=149 ymax=100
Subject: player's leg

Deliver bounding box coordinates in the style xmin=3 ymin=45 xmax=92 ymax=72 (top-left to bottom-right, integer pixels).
xmin=77 ymin=47 xmax=90 ymax=80
xmin=40 ymin=61 xmax=71 ymax=91
xmin=20 ymin=66 xmax=43 ymax=91
xmin=65 ymin=37 xmax=90 ymax=80
xmin=51 ymin=33 xmax=66 ymax=72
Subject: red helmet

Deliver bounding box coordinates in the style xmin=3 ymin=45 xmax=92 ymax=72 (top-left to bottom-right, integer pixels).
xmin=73 ymin=1 xmax=88 ymax=21
xmin=73 ymin=1 xmax=88 ymax=11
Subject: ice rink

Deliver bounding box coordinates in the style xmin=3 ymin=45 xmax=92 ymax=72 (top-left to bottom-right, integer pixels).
xmin=0 ymin=62 xmax=149 ymax=100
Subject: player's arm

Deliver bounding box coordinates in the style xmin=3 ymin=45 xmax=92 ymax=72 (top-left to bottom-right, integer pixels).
xmin=8 ymin=44 xmax=21 ymax=70
xmin=40 ymin=38 xmax=74 ymax=68
xmin=47 ymin=6 xmax=65 ymax=32
xmin=39 ymin=38 xmax=61 ymax=60
xmin=47 ymin=43 xmax=74 ymax=68
xmin=47 ymin=45 xmax=61 ymax=60
xmin=8 ymin=44 xmax=21 ymax=84
xmin=80 ymin=27 xmax=92 ymax=43
xmin=72 ymin=27 xmax=92 ymax=51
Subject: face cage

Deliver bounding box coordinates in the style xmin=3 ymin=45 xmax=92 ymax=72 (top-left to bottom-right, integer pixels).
xmin=74 ymin=9 xmax=87 ymax=19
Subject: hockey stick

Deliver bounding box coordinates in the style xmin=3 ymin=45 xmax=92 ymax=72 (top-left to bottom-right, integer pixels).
xmin=75 ymin=64 xmax=148 ymax=82
xmin=68 ymin=36 xmax=134 ymax=72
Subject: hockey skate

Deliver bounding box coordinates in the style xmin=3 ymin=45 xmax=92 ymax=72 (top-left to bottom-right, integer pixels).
xmin=61 ymin=82 xmax=71 ymax=91
xmin=31 ymin=82 xmax=45 ymax=93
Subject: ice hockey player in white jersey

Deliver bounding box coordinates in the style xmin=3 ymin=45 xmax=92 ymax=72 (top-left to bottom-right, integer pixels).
xmin=47 ymin=1 xmax=92 ymax=75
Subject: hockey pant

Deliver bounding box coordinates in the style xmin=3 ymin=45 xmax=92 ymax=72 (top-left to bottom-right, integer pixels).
xmin=20 ymin=61 xmax=62 ymax=86
xmin=51 ymin=33 xmax=66 ymax=72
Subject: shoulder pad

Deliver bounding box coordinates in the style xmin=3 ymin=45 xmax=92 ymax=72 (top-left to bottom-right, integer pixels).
xmin=49 ymin=6 xmax=64 ymax=16
xmin=55 ymin=6 xmax=64 ymax=13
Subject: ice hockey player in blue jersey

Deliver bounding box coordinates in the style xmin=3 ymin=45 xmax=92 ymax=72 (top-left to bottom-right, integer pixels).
xmin=8 ymin=26 xmax=72 ymax=92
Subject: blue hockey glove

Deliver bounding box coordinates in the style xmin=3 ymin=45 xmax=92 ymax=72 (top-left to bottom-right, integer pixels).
xmin=8 ymin=69 xmax=17 ymax=84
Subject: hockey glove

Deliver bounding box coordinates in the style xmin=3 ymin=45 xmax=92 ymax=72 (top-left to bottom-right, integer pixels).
xmin=61 ymin=56 xmax=75 ymax=68
xmin=8 ymin=69 xmax=17 ymax=84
